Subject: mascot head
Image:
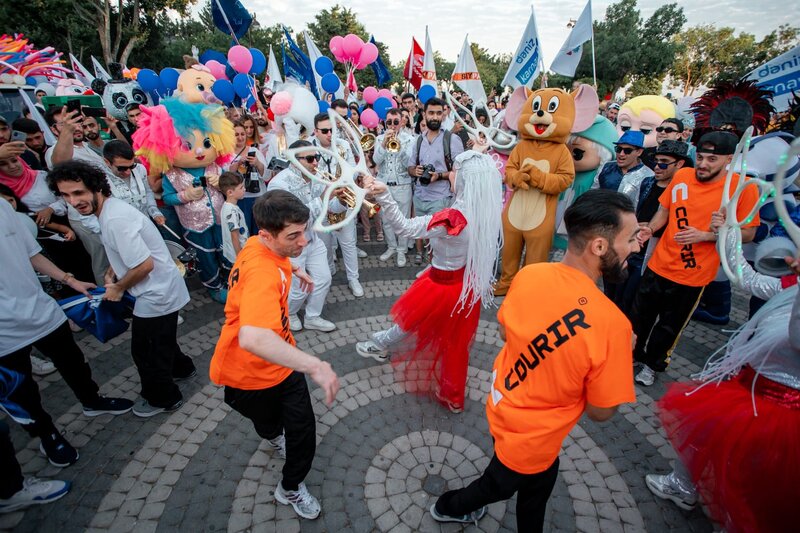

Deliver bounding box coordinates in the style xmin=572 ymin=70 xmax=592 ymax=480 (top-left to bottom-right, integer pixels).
xmin=92 ymin=63 xmax=152 ymax=120
xmin=505 ymin=84 xmax=599 ymax=146
xmin=132 ymin=98 xmax=235 ymax=174
xmin=175 ymin=65 xmax=219 ymax=104
xmin=616 ymin=95 xmax=676 ymax=148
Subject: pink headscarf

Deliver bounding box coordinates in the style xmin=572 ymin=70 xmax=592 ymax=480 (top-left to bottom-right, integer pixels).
xmin=0 ymin=156 xmax=38 ymax=199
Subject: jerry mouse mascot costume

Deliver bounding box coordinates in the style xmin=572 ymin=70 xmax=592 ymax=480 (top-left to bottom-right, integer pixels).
xmin=494 ymin=84 xmax=598 ymax=296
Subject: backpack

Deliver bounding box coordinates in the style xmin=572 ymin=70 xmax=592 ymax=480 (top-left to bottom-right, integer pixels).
xmin=415 ymin=130 xmax=453 ymax=172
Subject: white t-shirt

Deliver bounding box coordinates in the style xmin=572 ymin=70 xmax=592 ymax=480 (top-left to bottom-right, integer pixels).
xmin=98 ymin=197 xmax=189 ymax=318
xmin=221 ymin=201 xmax=248 ymax=264
xmin=45 ymin=143 xmax=106 ymax=229
xmin=0 ymin=199 xmax=67 ymax=356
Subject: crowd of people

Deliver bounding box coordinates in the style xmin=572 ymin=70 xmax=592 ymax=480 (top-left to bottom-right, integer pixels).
xmin=0 ymin=70 xmax=798 ymax=533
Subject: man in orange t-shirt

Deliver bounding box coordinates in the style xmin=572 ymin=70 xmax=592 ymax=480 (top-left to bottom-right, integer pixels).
xmin=209 ymin=190 xmax=339 ymax=521
xmin=632 ymin=131 xmax=760 ymax=386
xmin=432 ymin=190 xmax=638 ymax=532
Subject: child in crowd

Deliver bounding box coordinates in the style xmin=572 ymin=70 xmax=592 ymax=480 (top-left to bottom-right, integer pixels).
xmin=219 ymin=172 xmax=248 ymax=270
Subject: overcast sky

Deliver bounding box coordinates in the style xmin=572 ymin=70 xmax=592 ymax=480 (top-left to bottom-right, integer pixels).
xmin=237 ymin=0 xmax=793 ymax=68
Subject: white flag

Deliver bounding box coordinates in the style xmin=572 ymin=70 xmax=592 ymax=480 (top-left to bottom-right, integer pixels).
xmin=91 ymin=56 xmax=110 ymax=81
xmin=452 ymin=36 xmax=487 ymax=104
xmin=265 ymin=45 xmax=283 ymax=92
xmin=69 ymin=54 xmax=95 ymax=86
xmin=550 ymin=0 xmax=593 ymax=77
xmin=421 ymin=26 xmax=437 ymax=89
xmin=501 ymin=9 xmax=543 ymax=89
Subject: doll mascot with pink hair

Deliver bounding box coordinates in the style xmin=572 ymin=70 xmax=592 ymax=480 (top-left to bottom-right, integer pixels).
xmin=133 ymin=98 xmax=235 ymax=303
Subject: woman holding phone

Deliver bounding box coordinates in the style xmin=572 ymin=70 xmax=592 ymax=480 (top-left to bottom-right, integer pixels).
xmin=226 ymin=120 xmax=268 ymax=234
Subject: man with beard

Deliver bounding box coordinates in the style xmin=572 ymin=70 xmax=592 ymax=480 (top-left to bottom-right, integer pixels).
xmin=101 ymin=140 xmax=165 ymax=225
xmin=431 ymin=189 xmax=638 ymax=531
xmin=50 ymin=160 xmax=196 ymax=417
xmin=210 ymin=189 xmax=339 ymax=521
xmin=82 ymin=116 xmax=108 ymax=158
xmin=408 ymin=97 xmax=464 ymax=264
xmin=632 ymin=132 xmax=760 ymax=386
xmin=11 ymin=118 xmax=49 ymax=170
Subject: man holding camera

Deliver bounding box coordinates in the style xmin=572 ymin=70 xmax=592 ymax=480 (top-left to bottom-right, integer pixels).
xmin=408 ymin=97 xmax=464 ymax=265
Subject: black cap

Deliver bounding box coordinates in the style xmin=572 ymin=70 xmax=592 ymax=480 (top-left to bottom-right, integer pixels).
xmin=11 ymin=118 xmax=41 ymax=134
xmin=655 ymin=140 xmax=692 ymax=163
xmin=697 ymin=131 xmax=738 ymax=155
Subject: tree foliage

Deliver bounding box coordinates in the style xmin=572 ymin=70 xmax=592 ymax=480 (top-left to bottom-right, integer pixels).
xmin=670 ymin=24 xmax=800 ymax=95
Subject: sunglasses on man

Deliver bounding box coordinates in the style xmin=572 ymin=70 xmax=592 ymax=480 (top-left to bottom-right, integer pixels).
xmin=115 ymin=164 xmax=136 ymax=172
xmin=656 ymin=126 xmax=679 ymax=134
xmin=302 ymin=154 xmax=321 ymax=163
xmin=316 ymin=128 xmax=332 ymax=135
xmin=654 ymin=159 xmax=678 ymax=169
xmin=386 ymin=119 xmax=401 ymax=126
xmin=614 ymin=146 xmax=636 ymax=155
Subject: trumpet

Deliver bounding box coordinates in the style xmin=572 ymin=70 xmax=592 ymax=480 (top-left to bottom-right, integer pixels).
xmin=386 ymin=131 xmax=401 ymax=153
xmin=320 ymin=171 xmax=381 ymax=219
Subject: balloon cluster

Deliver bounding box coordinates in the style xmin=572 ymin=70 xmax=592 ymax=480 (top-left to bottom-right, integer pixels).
xmin=360 ymin=86 xmax=397 ymax=128
xmin=328 ymin=34 xmax=379 ymax=93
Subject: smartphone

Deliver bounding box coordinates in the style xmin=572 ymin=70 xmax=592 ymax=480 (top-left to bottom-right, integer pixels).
xmin=65 ymin=98 xmax=82 ymax=116
xmin=198 ymin=176 xmax=207 ymax=188
xmin=11 ymin=130 xmax=27 ymax=142
xmin=248 ymin=148 xmax=257 ymax=157
xmin=82 ymin=107 xmax=106 ymax=118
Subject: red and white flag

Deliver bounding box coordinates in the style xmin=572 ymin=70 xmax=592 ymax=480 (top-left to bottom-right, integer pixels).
xmin=403 ymin=37 xmax=424 ymax=89
xmin=451 ymin=36 xmax=486 ymax=104
xmin=420 ymin=27 xmax=437 ymax=89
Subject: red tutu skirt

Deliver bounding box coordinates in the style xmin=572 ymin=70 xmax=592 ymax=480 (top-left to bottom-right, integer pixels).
xmin=659 ymin=366 xmax=800 ymax=533
xmin=390 ymin=266 xmax=480 ymax=410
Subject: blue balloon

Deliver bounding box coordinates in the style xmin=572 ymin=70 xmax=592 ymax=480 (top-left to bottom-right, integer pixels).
xmin=418 ymin=85 xmax=436 ymax=104
xmin=212 ymin=79 xmax=235 ymax=104
xmin=318 ymin=100 xmax=330 ymax=113
xmin=225 ymin=63 xmax=236 ymax=80
xmin=233 ymin=73 xmax=253 ymax=98
xmin=315 ymin=56 xmax=334 ymax=76
xmin=200 ymin=49 xmax=227 ymax=65
xmin=249 ymin=48 xmax=266 ymax=75
xmin=136 ymin=69 xmax=159 ymax=92
xmin=25 ymin=76 xmax=38 ymax=87
xmin=159 ymin=68 xmax=180 ymax=93
xmin=321 ymin=73 xmax=340 ymax=94
xmin=373 ymin=97 xmax=393 ymax=120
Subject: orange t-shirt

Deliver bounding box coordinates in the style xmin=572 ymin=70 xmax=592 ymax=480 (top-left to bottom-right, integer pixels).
xmin=209 ymin=237 xmax=294 ymax=390
xmin=648 ymin=168 xmax=760 ymax=287
xmin=486 ymin=263 xmax=636 ymax=474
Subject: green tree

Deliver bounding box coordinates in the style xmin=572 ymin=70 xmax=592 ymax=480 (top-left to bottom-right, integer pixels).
xmin=470 ymin=43 xmax=511 ymax=95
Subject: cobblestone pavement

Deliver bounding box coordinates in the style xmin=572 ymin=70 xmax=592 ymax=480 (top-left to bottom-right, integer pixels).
xmin=1 ymin=240 xmax=739 ymax=533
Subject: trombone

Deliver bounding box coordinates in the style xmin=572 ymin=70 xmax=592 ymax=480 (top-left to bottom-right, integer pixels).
xmin=319 ymin=170 xmax=381 ymax=219
xmin=347 ymin=118 xmax=376 ymax=151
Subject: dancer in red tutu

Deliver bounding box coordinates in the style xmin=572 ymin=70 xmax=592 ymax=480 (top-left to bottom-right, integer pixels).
xmin=356 ymin=149 xmax=503 ymax=412
xmin=647 ymin=220 xmax=800 ymax=533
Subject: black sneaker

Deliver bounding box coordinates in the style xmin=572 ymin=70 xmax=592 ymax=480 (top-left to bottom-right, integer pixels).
xmin=39 ymin=432 xmax=79 ymax=467
xmin=430 ymin=503 xmax=487 ymax=525
xmin=82 ymin=396 xmax=134 ymax=417
xmin=174 ymin=368 xmax=197 ymax=381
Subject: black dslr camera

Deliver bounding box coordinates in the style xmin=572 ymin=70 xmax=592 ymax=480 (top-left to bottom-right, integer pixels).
xmin=418 ymin=164 xmax=436 ymax=186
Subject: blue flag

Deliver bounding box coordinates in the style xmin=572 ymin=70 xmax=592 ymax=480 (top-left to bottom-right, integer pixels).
xmin=282 ymin=27 xmax=318 ymax=98
xmin=211 ymin=0 xmax=252 ymax=39
xmin=369 ymin=36 xmax=391 ymax=86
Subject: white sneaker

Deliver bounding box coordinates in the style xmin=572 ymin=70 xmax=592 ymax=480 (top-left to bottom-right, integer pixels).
xmin=379 ymin=249 xmax=395 ymax=262
xmin=303 ymin=316 xmax=336 ymax=332
xmin=288 ymin=313 xmax=303 ymax=332
xmin=274 ymin=481 xmax=321 ymax=519
xmin=349 ymin=280 xmax=364 ymax=298
xmin=635 ymin=365 xmax=656 ymax=386
xmin=267 ymin=433 xmax=287 ymax=459
xmin=356 ymin=248 xmax=368 ymax=259
xmin=646 ymin=472 xmax=697 ymax=510
xmin=0 ymin=477 xmax=71 ymax=514
xmin=356 ymin=341 xmax=388 ymax=362
xmin=30 ymin=355 xmax=56 ymax=376
xmin=177 ymin=314 xmax=185 ymax=326
xmin=397 ymin=252 xmax=407 ymax=267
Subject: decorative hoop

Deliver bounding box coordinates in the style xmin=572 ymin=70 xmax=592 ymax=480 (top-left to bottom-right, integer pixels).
xmin=444 ymin=89 xmax=518 ymax=152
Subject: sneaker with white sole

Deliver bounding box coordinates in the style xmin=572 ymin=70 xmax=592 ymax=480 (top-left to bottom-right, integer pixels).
xmin=349 ymin=280 xmax=364 ymax=298
xmin=132 ymin=398 xmax=183 ymax=418
xmin=646 ymin=472 xmax=697 ymax=510
xmin=303 ymin=316 xmax=336 ymax=332
xmin=288 ymin=313 xmax=303 ymax=332
xmin=0 ymin=477 xmax=71 ymax=513
xmin=397 ymin=252 xmax=407 ymax=267
xmin=30 ymin=355 xmax=56 ymax=376
xmin=356 ymin=341 xmax=388 ymax=362
xmin=82 ymin=396 xmax=134 ymax=417
xmin=430 ymin=503 xmax=487 ymax=525
xmin=267 ymin=434 xmax=287 ymax=459
xmin=379 ymin=249 xmax=394 ymax=262
xmin=274 ymin=481 xmax=321 ymax=519
xmin=356 ymin=248 xmax=368 ymax=259
xmin=635 ymin=365 xmax=656 ymax=386
xmin=39 ymin=432 xmax=79 ymax=467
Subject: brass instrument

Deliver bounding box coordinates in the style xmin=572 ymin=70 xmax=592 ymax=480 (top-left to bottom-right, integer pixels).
xmin=347 ymin=118 xmax=376 ymax=151
xmin=320 ymin=171 xmax=380 ymax=224
xmin=386 ymin=130 xmax=401 ymax=153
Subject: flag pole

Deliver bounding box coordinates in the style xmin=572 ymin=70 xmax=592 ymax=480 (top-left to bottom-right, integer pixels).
xmin=589 ymin=0 xmax=597 ymax=88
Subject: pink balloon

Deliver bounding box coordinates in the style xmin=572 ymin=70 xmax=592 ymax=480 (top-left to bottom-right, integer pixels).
xmin=362 ymin=86 xmax=379 ymax=105
xmin=360 ymin=108 xmax=379 ymax=129
xmin=390 ymin=98 xmax=398 ymax=109
xmin=342 ymin=34 xmax=365 ymax=62
xmin=329 ymin=36 xmax=345 ymax=59
xmin=205 ymin=60 xmax=227 ymax=80
xmin=358 ymin=43 xmax=379 ymax=67
xmin=378 ymin=88 xmax=393 ymax=100
xmin=228 ymin=45 xmax=253 ymax=74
